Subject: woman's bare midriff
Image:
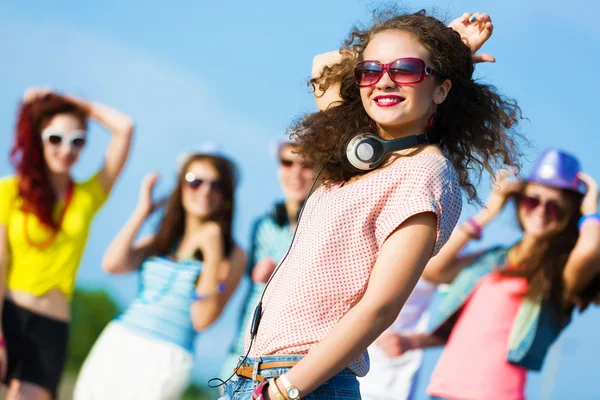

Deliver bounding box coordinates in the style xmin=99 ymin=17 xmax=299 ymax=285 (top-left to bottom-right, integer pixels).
xmin=6 ymin=288 xmax=70 ymax=322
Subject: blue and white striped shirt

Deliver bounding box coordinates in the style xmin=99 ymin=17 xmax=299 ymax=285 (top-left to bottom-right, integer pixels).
xmin=230 ymin=204 xmax=294 ymax=355
xmin=116 ymin=256 xmax=202 ymax=353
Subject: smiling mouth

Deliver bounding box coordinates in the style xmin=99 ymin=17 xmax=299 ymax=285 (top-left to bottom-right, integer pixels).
xmin=374 ymin=96 xmax=405 ymax=106
xmin=529 ymin=217 xmax=549 ymax=229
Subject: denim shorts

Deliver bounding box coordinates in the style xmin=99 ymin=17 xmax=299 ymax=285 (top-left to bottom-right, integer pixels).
xmin=219 ymin=355 xmax=361 ymax=400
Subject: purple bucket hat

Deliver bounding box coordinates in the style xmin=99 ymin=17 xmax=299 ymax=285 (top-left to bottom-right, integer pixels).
xmin=526 ymin=149 xmax=583 ymax=193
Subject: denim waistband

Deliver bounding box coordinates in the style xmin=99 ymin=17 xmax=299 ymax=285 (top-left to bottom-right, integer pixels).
xmin=236 ymin=355 xmax=356 ymax=379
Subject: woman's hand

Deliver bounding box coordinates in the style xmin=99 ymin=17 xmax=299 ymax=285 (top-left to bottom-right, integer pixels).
xmin=135 ymin=173 xmax=166 ymax=217
xmin=375 ymin=332 xmax=412 ymax=358
xmin=194 ymin=221 xmax=224 ymax=264
xmin=23 ymin=88 xmax=93 ymax=114
xmin=485 ymin=168 xmax=523 ymax=217
xmin=312 ymin=51 xmax=345 ymax=111
xmin=251 ymin=257 xmax=277 ymax=283
xmin=449 ymin=12 xmax=495 ymax=63
xmin=578 ymin=172 xmax=599 ymax=215
xmin=22 ymin=87 xmax=53 ymax=104
xmin=190 ymin=235 xmax=245 ymax=331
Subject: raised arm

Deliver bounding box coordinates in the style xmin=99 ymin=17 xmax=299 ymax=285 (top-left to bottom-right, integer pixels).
xmin=421 ymin=227 xmax=486 ymax=284
xmin=563 ymin=172 xmax=600 ymax=300
xmin=270 ymin=212 xmax=437 ymax=398
xmin=312 ymin=50 xmax=344 ymax=111
xmin=190 ymin=223 xmax=246 ymax=331
xmin=448 ymin=12 xmax=495 ymax=63
xmin=59 ymin=93 xmax=134 ymax=193
xmin=102 ymin=173 xmax=163 ymax=274
xmin=423 ymin=170 xmax=522 ymax=284
xmin=312 ymin=12 xmax=495 ymax=111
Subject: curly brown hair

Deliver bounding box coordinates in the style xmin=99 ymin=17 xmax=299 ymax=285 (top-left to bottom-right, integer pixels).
xmin=290 ymin=9 xmax=525 ymax=202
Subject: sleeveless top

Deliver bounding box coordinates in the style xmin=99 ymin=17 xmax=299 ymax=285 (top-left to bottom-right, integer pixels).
xmin=117 ymin=256 xmax=202 ymax=352
xmin=428 ymin=271 xmax=528 ymax=400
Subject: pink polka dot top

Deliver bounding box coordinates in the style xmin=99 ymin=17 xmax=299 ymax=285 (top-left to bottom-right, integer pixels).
xmin=245 ymin=153 xmax=462 ymax=376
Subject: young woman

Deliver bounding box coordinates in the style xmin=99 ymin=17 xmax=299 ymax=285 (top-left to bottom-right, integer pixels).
xmin=0 ymin=88 xmax=134 ymax=399
xmin=220 ymin=10 xmax=524 ymax=400
xmin=396 ymin=149 xmax=600 ymax=400
xmin=220 ymin=139 xmax=316 ymax=379
xmin=74 ymin=149 xmax=245 ymax=399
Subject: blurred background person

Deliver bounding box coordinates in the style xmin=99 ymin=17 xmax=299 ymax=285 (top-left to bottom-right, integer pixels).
xmin=219 ymin=138 xmax=316 ymax=380
xmin=0 ymin=88 xmax=133 ymax=400
xmin=399 ymin=149 xmax=600 ymax=400
xmin=74 ymin=148 xmax=245 ymax=400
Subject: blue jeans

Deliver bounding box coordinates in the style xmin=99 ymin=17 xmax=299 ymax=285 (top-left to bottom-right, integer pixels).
xmin=220 ymin=355 xmax=361 ymax=400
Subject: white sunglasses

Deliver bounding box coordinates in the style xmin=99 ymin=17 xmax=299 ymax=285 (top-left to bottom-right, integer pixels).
xmin=41 ymin=128 xmax=87 ymax=150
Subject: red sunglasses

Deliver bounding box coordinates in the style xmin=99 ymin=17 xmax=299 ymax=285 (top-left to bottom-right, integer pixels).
xmin=354 ymin=57 xmax=440 ymax=87
xmin=516 ymin=194 xmax=564 ymax=222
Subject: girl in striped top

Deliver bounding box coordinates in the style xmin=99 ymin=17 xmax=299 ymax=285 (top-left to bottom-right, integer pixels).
xmin=74 ymin=149 xmax=245 ymax=400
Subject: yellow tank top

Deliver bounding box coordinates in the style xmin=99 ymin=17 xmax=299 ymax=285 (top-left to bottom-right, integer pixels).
xmin=0 ymin=174 xmax=108 ymax=301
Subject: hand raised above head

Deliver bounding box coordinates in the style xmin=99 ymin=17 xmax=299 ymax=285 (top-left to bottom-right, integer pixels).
xmin=449 ymin=12 xmax=495 ymax=64
xmin=22 ymin=86 xmax=54 ymax=104
xmin=577 ymin=172 xmax=599 ymax=215
xmin=485 ymin=168 xmax=524 ymax=216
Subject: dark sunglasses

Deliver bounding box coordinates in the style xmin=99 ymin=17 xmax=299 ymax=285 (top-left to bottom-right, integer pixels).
xmin=41 ymin=130 xmax=87 ymax=150
xmin=279 ymin=158 xmax=314 ymax=170
xmin=184 ymin=173 xmax=224 ymax=193
xmin=516 ymin=194 xmax=564 ymax=222
xmin=354 ymin=57 xmax=440 ymax=87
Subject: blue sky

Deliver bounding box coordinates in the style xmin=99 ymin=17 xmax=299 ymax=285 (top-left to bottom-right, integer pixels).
xmin=1 ymin=0 xmax=599 ymax=399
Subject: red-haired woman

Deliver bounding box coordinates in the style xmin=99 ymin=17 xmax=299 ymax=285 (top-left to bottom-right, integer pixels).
xmin=0 ymin=88 xmax=134 ymax=399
